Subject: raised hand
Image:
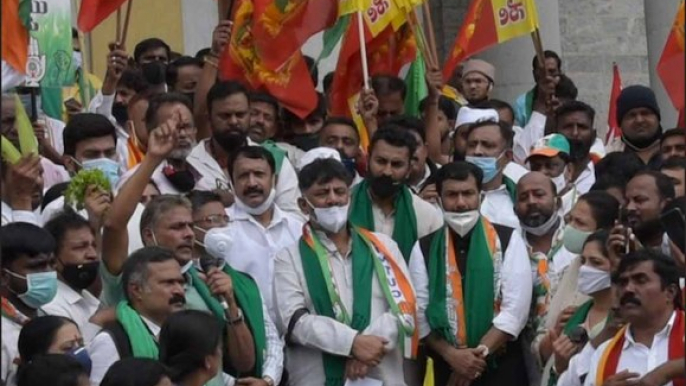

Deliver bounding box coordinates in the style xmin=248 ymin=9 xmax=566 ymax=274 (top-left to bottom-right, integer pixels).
xmin=552 ymin=334 xmax=578 ymax=373
xmin=7 ymin=155 xmax=42 ymax=210
xmin=425 ymin=66 xmax=444 ymax=99
xmin=147 ymin=109 xmax=181 ymax=160
xmin=357 ymin=88 xmax=379 ymax=122
xmin=106 ymin=42 xmax=129 ymax=82
xmin=84 ymin=185 xmax=112 ymax=228
xmin=211 ymin=20 xmax=233 ymax=56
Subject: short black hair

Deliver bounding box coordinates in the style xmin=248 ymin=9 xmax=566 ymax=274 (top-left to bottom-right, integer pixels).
xmin=18 ymin=316 xmax=77 ymax=363
xmin=662 ymin=197 xmax=686 ymax=252
xmin=475 ymin=99 xmax=514 ymax=121
xmin=369 ymin=125 xmax=418 ymax=161
xmin=101 ymin=358 xmax=170 ymax=386
xmin=63 ymin=113 xmax=117 ymax=157
xmin=186 ymin=190 xmax=223 ymax=214
xmin=556 ymin=74 xmax=578 ymax=100
xmin=555 ymin=100 xmax=596 ymax=128
xmin=43 ymin=211 xmax=93 ymax=255
xmin=385 ymin=115 xmax=426 ymax=142
xmin=206 ymin=81 xmax=249 ymax=114
xmin=249 ymin=92 xmax=279 ymax=115
xmin=118 ymin=68 xmax=149 ymax=93
xmin=121 ymin=247 xmax=176 ymax=302
xmin=17 ymin=354 xmax=87 ymax=386
xmin=435 ymin=161 xmax=484 ymax=194
xmin=323 ymin=72 xmax=335 ymax=94
xmin=228 ymin=146 xmax=276 ymax=181
xmin=532 ymin=50 xmax=562 ymax=71
xmin=661 ymin=156 xmax=686 ymax=171
xmin=466 ymin=120 xmax=514 ymax=149
xmin=613 ymin=248 xmax=681 ymax=309
xmin=283 ymin=92 xmax=327 ymax=124
xmin=42 ymin=182 xmax=70 ymax=211
xmin=371 ymin=74 xmax=406 ymax=99
xmin=1 ymin=223 xmax=56 ymax=268
xmin=166 ymin=56 xmax=202 ymax=89
xmin=145 ymin=92 xmax=193 ymax=131
xmin=590 ymin=174 xmax=626 ymax=193
xmin=134 ymin=38 xmax=171 ymax=63
xmin=577 ymin=191 xmax=620 ymax=230
xmin=630 ymin=170 xmax=676 ymax=200
xmin=583 ymin=229 xmax=611 ymax=258
xmin=299 ymin=158 xmax=353 ymax=191
xmin=419 ymin=95 xmax=458 ymax=121
xmin=321 ymin=116 xmax=360 ymax=141
xmin=661 ymin=127 xmax=685 ymax=143
xmin=194 ymin=47 xmax=212 ymax=60
xmin=595 ymin=151 xmax=645 ymax=183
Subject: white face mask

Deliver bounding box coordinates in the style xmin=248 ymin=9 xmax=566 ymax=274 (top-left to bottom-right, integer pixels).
xmin=203 ymin=227 xmax=234 ymax=259
xmin=309 ymin=200 xmax=349 ymax=233
xmin=235 ymin=188 xmax=276 ymax=216
xmin=443 ymin=210 xmax=480 ymax=237
xmin=552 ymin=172 xmax=567 ymax=193
xmin=577 ymin=265 xmax=611 ymax=295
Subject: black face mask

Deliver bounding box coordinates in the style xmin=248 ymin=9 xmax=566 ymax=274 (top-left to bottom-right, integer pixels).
xmin=290 ymin=132 xmax=320 ymax=152
xmin=164 ymin=168 xmax=196 ymax=193
xmin=340 ymin=156 xmax=357 ymax=177
xmin=62 ymin=261 xmax=99 ymax=290
xmin=622 ymin=128 xmax=662 ymax=151
xmin=214 ymin=129 xmax=247 ymax=153
xmin=141 ymin=61 xmax=167 ymax=85
xmin=112 ymin=102 xmax=128 ymax=126
xmin=368 ymin=175 xmax=403 ymax=199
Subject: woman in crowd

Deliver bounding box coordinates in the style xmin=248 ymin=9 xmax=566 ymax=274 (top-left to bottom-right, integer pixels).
xmin=16 ymin=354 xmax=89 ymax=386
xmin=17 ymin=315 xmax=89 ymax=374
xmin=100 ymin=358 xmax=172 ymax=386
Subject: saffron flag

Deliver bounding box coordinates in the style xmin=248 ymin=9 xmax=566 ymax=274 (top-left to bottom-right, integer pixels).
xmin=657 ymin=1 xmax=685 ymax=112
xmin=605 ymin=63 xmax=623 ymax=152
xmin=219 ymin=0 xmax=317 ymax=119
xmin=443 ymin=0 xmax=539 ymax=79
xmin=77 ymin=0 xmax=128 ymax=32
xmin=251 ymin=0 xmax=338 ymax=70
xmin=1 ymin=0 xmax=31 ymax=74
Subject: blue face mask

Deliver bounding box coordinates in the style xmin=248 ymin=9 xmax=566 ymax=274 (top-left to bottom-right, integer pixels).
xmin=466 ymin=153 xmax=504 ymax=183
xmin=4 ymin=270 xmax=58 ymax=308
xmin=68 ymin=346 xmax=92 ymax=375
xmin=81 ymin=158 xmax=120 ymax=187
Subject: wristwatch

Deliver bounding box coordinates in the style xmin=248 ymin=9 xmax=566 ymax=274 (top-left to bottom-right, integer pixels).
xmin=476 ymin=344 xmax=489 ymax=357
xmin=262 ymin=375 xmax=275 ymax=386
xmin=228 ymin=307 xmax=244 ymax=325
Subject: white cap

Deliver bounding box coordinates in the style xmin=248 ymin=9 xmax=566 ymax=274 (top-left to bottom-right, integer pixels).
xmin=455 ymin=107 xmax=499 ymax=128
xmin=296 ymin=147 xmax=342 ymax=172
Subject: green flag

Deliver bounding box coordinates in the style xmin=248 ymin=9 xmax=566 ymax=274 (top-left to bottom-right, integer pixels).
xmin=317 ymin=15 xmax=351 ymax=65
xmin=404 ymin=53 xmax=428 ymax=118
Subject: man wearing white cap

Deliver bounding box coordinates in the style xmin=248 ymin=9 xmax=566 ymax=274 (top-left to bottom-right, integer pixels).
xmin=461 ymin=59 xmax=495 ymax=106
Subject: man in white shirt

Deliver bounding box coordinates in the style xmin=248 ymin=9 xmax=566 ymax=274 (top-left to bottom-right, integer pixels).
xmin=464 ymin=120 xmax=522 ymax=229
xmin=274 ymin=157 xmax=418 ymax=386
xmin=41 ymin=211 xmax=102 ymax=342
xmin=585 ymin=249 xmax=683 ymax=386
xmin=1 ymin=223 xmax=59 ymax=386
xmin=408 ymin=161 xmax=532 ymax=386
xmin=186 ymin=81 xmax=301 ymax=216
xmin=349 ymin=126 xmax=443 ymax=262
xmin=202 ymin=146 xmax=304 ymax=315
xmin=1 ymin=156 xmax=42 ymax=226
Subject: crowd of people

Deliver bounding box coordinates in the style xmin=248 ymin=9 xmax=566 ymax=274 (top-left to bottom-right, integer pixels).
xmin=1 ymin=18 xmax=685 ymax=386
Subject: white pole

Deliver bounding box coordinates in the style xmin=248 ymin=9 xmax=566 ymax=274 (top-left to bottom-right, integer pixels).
xmin=357 ymin=10 xmax=369 ymax=89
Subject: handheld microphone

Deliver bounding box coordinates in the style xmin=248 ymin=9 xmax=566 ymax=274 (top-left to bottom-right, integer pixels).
xmin=199 ymin=254 xmax=230 ymax=312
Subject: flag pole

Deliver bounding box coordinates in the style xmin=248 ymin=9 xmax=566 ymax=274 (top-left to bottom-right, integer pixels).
xmin=530 ymin=28 xmax=545 ymax=70
xmin=406 ymin=9 xmax=435 ymax=68
xmin=121 ymin=0 xmax=134 ymax=47
xmin=357 ymin=10 xmax=370 ymax=89
xmin=421 ymin=1 xmax=438 ymax=66
xmin=116 ymin=9 xmax=122 ymax=43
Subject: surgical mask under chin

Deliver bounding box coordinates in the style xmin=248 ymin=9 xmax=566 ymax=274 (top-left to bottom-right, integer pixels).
xmin=443 ymin=210 xmax=480 ymax=237
xmin=552 ymin=172 xmax=567 ymax=193
xmin=80 ymin=158 xmax=121 ymax=187
xmin=465 ymin=154 xmax=503 ymax=183
xmin=204 ymin=227 xmax=234 ymax=259
xmin=562 ymin=224 xmax=592 ymax=254
xmin=577 ymin=265 xmax=611 ymax=295
xmin=521 ymin=210 xmax=560 ymax=237
xmin=309 ymin=201 xmax=349 ymax=233
xmin=235 ymin=188 xmax=276 ymax=216
xmin=5 ymin=270 xmax=58 ymax=308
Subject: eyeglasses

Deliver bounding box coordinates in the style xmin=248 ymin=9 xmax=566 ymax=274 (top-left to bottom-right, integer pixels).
xmin=195 ymin=214 xmax=229 ymax=227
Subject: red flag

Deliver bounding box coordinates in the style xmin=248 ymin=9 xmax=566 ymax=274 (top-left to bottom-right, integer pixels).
xmin=251 ymin=0 xmax=338 ymax=69
xmin=1 ymin=0 xmax=30 ymax=74
xmin=657 ymin=1 xmax=685 ymax=112
xmin=219 ymin=0 xmax=317 ymax=119
xmin=606 ymin=63 xmax=623 ymax=146
xmin=678 ymin=108 xmax=685 ymax=128
xmin=77 ymin=0 xmax=128 ymax=32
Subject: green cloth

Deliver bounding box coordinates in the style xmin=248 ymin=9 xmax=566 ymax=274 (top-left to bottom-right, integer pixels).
xmin=298 ymin=227 xmax=374 ymax=386
xmin=523 ymin=88 xmax=535 ymax=127
xmin=425 ymin=220 xmax=495 ymax=348
xmin=404 ymin=54 xmax=428 ymax=118
xmin=115 ymin=302 xmax=159 ymax=358
xmin=317 ymin=15 xmax=351 ymax=63
xmin=563 ymin=300 xmax=593 ymax=336
xmin=187 ymin=265 xmax=266 ymax=377
xmin=260 ymin=140 xmax=286 ymax=173
xmin=349 ymin=180 xmax=418 ymax=261
xmin=504 ymin=175 xmax=518 ymax=203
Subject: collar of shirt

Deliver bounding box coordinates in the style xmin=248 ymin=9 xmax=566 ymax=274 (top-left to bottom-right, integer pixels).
xmin=411 ymin=164 xmax=432 ymax=193
xmin=314 ymin=229 xmax=353 ymax=260
xmin=623 ymin=310 xmax=677 ymax=349
xmin=55 ymin=280 xmax=92 ymax=306
xmin=229 ymin=202 xmax=289 ymax=230
xmin=574 ymin=161 xmax=595 ymax=186
xmin=139 ymin=315 xmax=162 ymax=338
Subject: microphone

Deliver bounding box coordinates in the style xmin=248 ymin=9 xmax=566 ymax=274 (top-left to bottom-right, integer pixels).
xmin=199 ymin=254 xmax=230 ymax=313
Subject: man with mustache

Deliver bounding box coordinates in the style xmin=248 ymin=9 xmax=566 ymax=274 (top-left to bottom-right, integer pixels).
xmin=348 ymin=125 xmax=443 ymax=263
xmin=100 ymin=112 xmax=256 ymax=384
xmin=116 ymin=92 xmax=201 ymax=194
xmin=88 ymin=247 xmax=187 ymax=384
xmin=584 ymin=249 xmax=683 ymax=386
xmin=187 ymin=81 xmax=302 ymax=217
xmin=616 ymin=85 xmax=664 ymax=168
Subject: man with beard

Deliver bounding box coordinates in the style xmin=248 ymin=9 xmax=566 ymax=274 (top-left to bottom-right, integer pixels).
xmin=348 ymin=126 xmax=443 ymax=262
xmin=409 ymin=161 xmax=532 ymax=386
xmin=621 ymin=170 xmax=675 ymax=252
xmin=584 ymin=249 xmax=683 ymax=386
xmin=371 ymin=75 xmax=406 ymax=124
xmin=461 ymin=59 xmax=495 ymax=106
xmin=616 ymin=85 xmax=664 ymax=168
xmin=282 ymin=94 xmax=327 ymax=158
xmin=187 ymin=81 xmax=302 ymax=216
xmin=116 ymin=93 xmax=200 ymax=194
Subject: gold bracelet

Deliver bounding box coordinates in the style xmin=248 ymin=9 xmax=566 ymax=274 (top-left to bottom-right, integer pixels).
xmin=203 ymin=56 xmax=219 ymax=68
